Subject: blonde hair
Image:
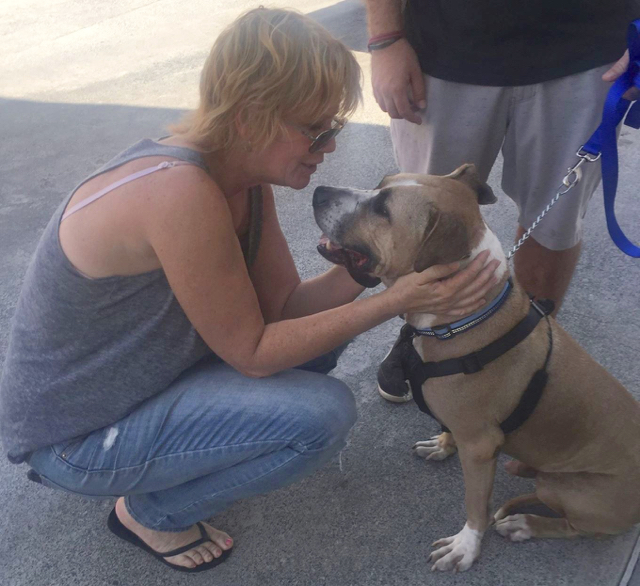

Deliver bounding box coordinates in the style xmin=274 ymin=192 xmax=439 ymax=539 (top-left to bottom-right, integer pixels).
xmin=170 ymin=7 xmax=362 ymax=153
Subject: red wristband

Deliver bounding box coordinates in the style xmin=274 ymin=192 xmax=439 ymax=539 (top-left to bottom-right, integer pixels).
xmin=367 ymin=30 xmax=404 ymax=45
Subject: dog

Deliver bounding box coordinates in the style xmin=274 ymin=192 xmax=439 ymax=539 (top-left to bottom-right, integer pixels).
xmin=312 ymin=164 xmax=640 ymax=572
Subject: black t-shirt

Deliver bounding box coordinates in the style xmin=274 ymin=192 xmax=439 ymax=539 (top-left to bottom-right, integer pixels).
xmin=404 ymin=0 xmax=640 ymax=86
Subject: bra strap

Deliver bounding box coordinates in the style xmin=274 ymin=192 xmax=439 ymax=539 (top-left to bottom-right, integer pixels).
xmin=61 ymin=160 xmax=195 ymax=222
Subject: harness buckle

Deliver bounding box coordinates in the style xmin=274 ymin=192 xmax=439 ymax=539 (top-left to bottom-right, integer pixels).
xmin=460 ymin=353 xmax=484 ymax=374
xmin=530 ymin=298 xmax=554 ymax=317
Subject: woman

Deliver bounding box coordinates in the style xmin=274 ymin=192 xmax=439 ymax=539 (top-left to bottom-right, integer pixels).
xmin=0 ymin=8 xmax=499 ymax=573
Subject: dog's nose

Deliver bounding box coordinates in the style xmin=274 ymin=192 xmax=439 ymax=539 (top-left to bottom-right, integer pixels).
xmin=313 ymin=186 xmax=344 ymax=208
xmin=313 ymin=186 xmax=332 ymax=208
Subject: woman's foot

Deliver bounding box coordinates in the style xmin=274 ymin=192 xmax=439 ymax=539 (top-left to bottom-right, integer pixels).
xmin=114 ymin=497 xmax=233 ymax=569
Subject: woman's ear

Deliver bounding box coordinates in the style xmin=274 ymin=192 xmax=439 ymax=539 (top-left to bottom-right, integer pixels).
xmin=446 ymin=163 xmax=497 ymax=205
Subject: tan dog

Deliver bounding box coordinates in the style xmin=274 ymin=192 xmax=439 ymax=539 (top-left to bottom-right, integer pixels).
xmin=312 ymin=165 xmax=640 ymax=572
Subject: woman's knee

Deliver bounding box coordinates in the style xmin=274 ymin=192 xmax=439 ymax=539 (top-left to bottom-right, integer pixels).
xmin=293 ymin=374 xmax=357 ymax=451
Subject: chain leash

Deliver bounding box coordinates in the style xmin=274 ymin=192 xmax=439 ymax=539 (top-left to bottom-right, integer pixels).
xmin=506 ymin=148 xmax=601 ymax=260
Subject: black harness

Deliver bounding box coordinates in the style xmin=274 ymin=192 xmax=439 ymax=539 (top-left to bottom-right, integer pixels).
xmin=400 ymin=298 xmax=555 ymax=434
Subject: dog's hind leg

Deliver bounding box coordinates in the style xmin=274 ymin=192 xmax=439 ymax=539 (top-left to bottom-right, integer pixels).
xmin=496 ymin=472 xmax=634 ymax=541
xmin=493 ymin=493 xmax=540 ymax=522
xmin=495 ymin=514 xmax=585 ymax=541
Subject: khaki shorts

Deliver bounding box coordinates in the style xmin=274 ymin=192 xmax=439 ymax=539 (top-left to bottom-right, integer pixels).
xmin=390 ymin=65 xmax=612 ymax=250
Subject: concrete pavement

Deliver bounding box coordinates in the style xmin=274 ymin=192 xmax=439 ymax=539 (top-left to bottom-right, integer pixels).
xmin=2 ymin=1 xmax=640 ymax=585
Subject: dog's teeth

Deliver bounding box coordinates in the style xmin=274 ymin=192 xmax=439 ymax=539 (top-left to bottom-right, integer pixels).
xmin=325 ymin=241 xmax=334 ymax=251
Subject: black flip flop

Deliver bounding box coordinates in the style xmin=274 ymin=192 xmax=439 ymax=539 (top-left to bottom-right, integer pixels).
xmin=107 ymin=507 xmax=232 ymax=573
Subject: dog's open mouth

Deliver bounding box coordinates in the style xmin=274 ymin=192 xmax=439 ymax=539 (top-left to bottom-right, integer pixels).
xmin=317 ymin=234 xmax=381 ymax=288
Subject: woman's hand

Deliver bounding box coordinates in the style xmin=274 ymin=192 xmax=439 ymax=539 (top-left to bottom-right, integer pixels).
xmin=384 ymin=251 xmax=501 ymax=317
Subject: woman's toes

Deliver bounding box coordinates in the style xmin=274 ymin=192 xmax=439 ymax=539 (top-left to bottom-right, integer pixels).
xmin=172 ymin=553 xmax=196 ymax=569
xmin=203 ymin=523 xmax=233 ymax=551
xmin=196 ymin=544 xmax=214 ymax=562
xmin=208 ymin=544 xmax=222 ymax=558
xmin=187 ymin=550 xmax=204 ymax=566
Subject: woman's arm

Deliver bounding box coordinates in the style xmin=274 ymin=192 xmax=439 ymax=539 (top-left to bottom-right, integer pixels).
xmin=279 ymin=266 xmax=365 ymax=319
xmin=144 ymin=170 xmax=497 ymax=378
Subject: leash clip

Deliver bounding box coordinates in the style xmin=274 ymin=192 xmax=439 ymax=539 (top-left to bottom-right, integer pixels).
xmin=561 ymin=160 xmax=584 ymax=191
xmin=560 ymin=148 xmax=601 ymax=193
xmin=509 ymin=147 xmax=602 ymax=259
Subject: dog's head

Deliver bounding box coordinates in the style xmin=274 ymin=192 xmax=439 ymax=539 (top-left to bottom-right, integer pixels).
xmin=312 ymin=164 xmax=496 ymax=286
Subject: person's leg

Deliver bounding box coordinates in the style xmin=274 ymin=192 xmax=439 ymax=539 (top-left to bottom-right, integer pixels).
xmin=502 ymin=65 xmax=612 ymax=312
xmin=381 ymin=78 xmax=510 ymax=401
xmin=511 ymin=229 xmax=581 ymax=315
xmin=389 ymin=75 xmax=510 ymax=179
xmin=28 ymin=356 xmax=356 ymax=568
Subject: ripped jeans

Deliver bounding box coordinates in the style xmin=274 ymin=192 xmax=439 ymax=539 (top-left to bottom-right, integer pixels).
xmin=27 ymin=349 xmax=356 ymax=532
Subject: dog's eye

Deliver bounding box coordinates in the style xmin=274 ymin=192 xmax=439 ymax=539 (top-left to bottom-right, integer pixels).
xmin=372 ymin=192 xmax=391 ymax=220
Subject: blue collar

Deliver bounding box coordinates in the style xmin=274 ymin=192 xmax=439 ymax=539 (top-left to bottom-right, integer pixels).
xmin=412 ymin=278 xmax=513 ymax=340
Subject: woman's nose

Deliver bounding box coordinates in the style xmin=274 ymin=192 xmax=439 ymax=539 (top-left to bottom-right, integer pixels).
xmin=318 ymin=136 xmax=337 ymax=154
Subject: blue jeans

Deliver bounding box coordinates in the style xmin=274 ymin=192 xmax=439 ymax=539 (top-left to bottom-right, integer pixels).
xmin=27 ymin=348 xmax=356 ymax=532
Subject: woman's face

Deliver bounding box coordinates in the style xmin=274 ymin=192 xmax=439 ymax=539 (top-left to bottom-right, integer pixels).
xmin=258 ymin=114 xmax=339 ymax=190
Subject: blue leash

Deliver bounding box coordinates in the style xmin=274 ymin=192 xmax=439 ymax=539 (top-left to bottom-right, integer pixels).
xmin=582 ymin=18 xmax=640 ymax=257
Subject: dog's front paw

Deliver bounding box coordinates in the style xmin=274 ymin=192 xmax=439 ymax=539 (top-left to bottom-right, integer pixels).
xmin=429 ymin=523 xmax=482 ymax=572
xmin=413 ymin=433 xmax=457 ymax=461
xmin=495 ymin=514 xmax=533 ymax=542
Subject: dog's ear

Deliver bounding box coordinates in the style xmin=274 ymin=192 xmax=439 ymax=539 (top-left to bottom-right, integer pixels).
xmin=414 ymin=209 xmax=470 ymax=272
xmin=446 ymin=164 xmax=497 ymax=205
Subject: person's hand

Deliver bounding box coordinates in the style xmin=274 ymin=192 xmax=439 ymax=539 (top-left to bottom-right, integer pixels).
xmin=602 ymin=50 xmax=640 ymax=101
xmin=384 ymin=251 xmax=501 ymax=317
xmin=371 ymin=38 xmax=426 ymax=124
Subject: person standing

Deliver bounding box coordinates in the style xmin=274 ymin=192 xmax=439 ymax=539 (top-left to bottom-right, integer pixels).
xmin=366 ymin=0 xmax=639 ymax=402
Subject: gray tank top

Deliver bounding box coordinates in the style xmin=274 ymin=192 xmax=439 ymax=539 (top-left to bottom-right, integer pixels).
xmin=0 ymin=139 xmax=262 ymax=463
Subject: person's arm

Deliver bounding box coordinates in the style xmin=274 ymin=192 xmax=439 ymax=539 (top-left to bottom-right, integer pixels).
xmin=366 ymin=0 xmax=403 ymax=36
xmin=602 ymin=5 xmax=640 ymax=100
xmin=246 ymin=186 xmax=365 ymax=323
xmin=144 ymin=170 xmax=498 ymax=378
xmin=365 ymin=0 xmax=426 ymax=124
xmin=279 ymin=266 xmax=365 ymax=319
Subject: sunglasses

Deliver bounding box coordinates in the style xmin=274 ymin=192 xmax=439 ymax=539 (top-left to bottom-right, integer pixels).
xmin=295 ymin=118 xmax=346 ymax=153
